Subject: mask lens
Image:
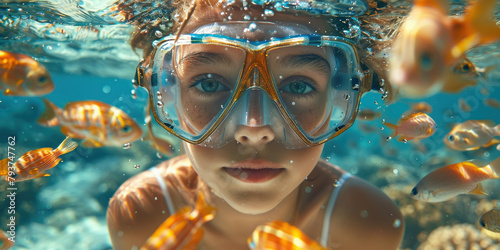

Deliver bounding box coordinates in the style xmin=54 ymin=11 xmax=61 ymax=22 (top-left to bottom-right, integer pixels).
xmin=267 ymin=43 xmax=359 ymax=143
xmin=151 ymin=41 xmax=246 ymax=141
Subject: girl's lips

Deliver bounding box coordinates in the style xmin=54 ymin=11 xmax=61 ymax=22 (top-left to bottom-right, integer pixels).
xmin=223 ymin=168 xmax=284 ymax=183
xmin=223 ymin=159 xmax=285 ymax=183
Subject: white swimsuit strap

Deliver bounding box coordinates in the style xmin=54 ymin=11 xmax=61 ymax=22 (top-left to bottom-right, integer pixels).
xmin=150 ymin=166 xmax=176 ymax=215
xmin=320 ymin=172 xmax=352 ymax=247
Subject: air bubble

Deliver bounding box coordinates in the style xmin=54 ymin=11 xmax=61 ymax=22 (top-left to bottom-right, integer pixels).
xmin=157 ymin=101 xmax=164 ymax=107
xmin=248 ymin=22 xmax=257 ymax=32
xmin=360 ymin=210 xmax=368 ymax=218
xmin=244 ymin=15 xmax=251 ymax=20
xmin=134 ymin=164 xmax=141 ymax=169
xmin=393 ymin=219 xmax=401 ymax=228
xmin=123 ymin=143 xmax=131 ymax=149
xmin=156 ymin=91 xmax=162 ymax=99
xmin=264 ymin=9 xmax=274 ymax=16
xmin=326 ymin=157 xmax=330 ymax=161
xmin=274 ymin=2 xmax=283 ymax=11
xmin=305 ymin=186 xmax=312 ymax=193
xmin=131 ymin=89 xmax=137 ymax=99
xmin=290 ymin=160 xmax=294 ymax=164
xmin=386 ymin=136 xmax=392 ymax=141
xmin=156 ymin=152 xmax=162 ymax=159
xmin=402 ymin=139 xmax=408 ymax=143
xmin=344 ymin=94 xmax=350 ymax=100
xmin=291 ymin=102 xmax=295 ymax=106
xmin=102 ymin=85 xmax=111 ymax=93
xmin=154 ymin=30 xmax=163 ymax=38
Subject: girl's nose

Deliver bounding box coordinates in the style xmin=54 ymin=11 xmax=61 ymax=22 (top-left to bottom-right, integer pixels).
xmin=234 ymin=125 xmax=275 ymax=146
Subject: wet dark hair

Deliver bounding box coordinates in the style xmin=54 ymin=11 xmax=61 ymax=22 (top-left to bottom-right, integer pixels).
xmin=116 ymin=0 xmax=398 ymax=102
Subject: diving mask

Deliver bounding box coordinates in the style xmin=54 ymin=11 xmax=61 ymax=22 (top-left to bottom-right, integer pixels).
xmin=135 ymin=21 xmax=371 ymax=149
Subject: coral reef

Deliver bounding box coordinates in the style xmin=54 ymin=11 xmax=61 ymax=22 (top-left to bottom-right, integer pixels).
xmin=417 ymin=224 xmax=500 ymax=250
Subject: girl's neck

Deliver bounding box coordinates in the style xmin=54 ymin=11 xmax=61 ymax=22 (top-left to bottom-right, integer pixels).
xmin=204 ymin=187 xmax=300 ymax=244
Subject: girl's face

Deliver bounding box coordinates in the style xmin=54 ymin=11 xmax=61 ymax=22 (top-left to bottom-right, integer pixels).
xmin=181 ymin=1 xmax=331 ymax=214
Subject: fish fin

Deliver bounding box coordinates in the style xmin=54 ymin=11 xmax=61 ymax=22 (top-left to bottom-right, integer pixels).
xmin=3 ymin=88 xmax=18 ymax=96
xmin=484 ymin=138 xmax=500 ymax=148
xmin=33 ymin=172 xmax=50 ymax=179
xmin=37 ymin=98 xmax=61 ymax=126
xmin=60 ymin=127 xmax=85 ymax=139
xmin=194 ymin=192 xmax=217 ymax=222
xmin=414 ymin=0 xmax=448 ymax=14
xmin=382 ymin=122 xmax=398 ymax=139
xmin=477 ymin=119 xmax=497 ymax=127
xmin=81 ymin=139 xmax=103 ymax=148
xmin=452 ymin=0 xmax=500 ymax=58
xmin=468 ymin=183 xmax=488 ymax=195
xmin=182 ymin=228 xmax=204 ymax=250
xmin=55 ymin=137 xmax=78 ymax=154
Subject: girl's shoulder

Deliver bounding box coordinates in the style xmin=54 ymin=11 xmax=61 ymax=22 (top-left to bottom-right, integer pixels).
xmin=315 ymin=160 xmax=404 ymax=249
xmin=106 ymin=155 xmax=199 ymax=249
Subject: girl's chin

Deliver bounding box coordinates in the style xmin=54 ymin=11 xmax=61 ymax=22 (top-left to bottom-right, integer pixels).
xmin=217 ymin=191 xmax=286 ymax=215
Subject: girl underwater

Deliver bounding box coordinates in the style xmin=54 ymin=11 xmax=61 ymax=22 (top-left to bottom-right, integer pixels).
xmin=106 ymin=0 xmax=405 ymax=249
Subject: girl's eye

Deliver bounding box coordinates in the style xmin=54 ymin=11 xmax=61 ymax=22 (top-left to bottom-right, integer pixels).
xmin=192 ymin=74 xmax=229 ymax=93
xmin=280 ymin=78 xmax=315 ymax=95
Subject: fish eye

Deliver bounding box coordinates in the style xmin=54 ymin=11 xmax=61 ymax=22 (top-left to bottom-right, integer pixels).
xmin=38 ymin=76 xmax=47 ymax=84
xmin=480 ymin=219 xmax=486 ymax=227
xmin=411 ymin=187 xmax=418 ymax=196
xmin=420 ymin=52 xmax=433 ymax=71
xmin=448 ymin=135 xmax=455 ymax=141
xmin=121 ymin=125 xmax=131 ymax=133
xmin=462 ymin=63 xmax=471 ymax=72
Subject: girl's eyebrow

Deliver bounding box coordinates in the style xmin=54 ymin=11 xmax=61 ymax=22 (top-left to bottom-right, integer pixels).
xmin=179 ymin=52 xmax=232 ymax=67
xmin=279 ymin=54 xmax=331 ymax=74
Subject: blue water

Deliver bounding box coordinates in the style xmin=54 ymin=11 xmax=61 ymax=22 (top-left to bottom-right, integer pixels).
xmin=1 ymin=0 xmax=500 ymax=249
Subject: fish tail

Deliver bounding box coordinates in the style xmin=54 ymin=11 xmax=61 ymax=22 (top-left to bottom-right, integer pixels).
xmin=55 ymin=137 xmax=78 ymax=155
xmin=382 ymin=122 xmax=398 ymax=139
xmin=194 ymin=192 xmax=217 ymax=222
xmin=486 ymin=156 xmax=500 ymax=178
xmin=493 ymin=124 xmax=500 ymax=136
xmin=453 ymin=0 xmax=500 ymax=58
xmin=37 ymin=98 xmax=61 ymax=127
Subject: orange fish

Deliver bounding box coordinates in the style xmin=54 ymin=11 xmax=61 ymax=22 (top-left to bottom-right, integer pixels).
xmin=441 ymin=58 xmax=493 ymax=94
xmin=0 ymin=137 xmax=78 ymax=182
xmin=248 ymin=221 xmax=326 ymax=250
xmin=444 ymin=120 xmax=500 ymax=151
xmin=0 ymin=50 xmax=54 ymax=96
xmin=37 ymin=98 xmax=143 ymax=148
xmin=389 ymin=0 xmax=500 ymax=97
xmin=411 ymin=157 xmax=500 ymax=202
xmin=141 ymin=192 xmax=216 ymax=250
xmin=0 ymin=229 xmax=13 ymax=250
xmin=383 ymin=112 xmax=437 ymax=141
